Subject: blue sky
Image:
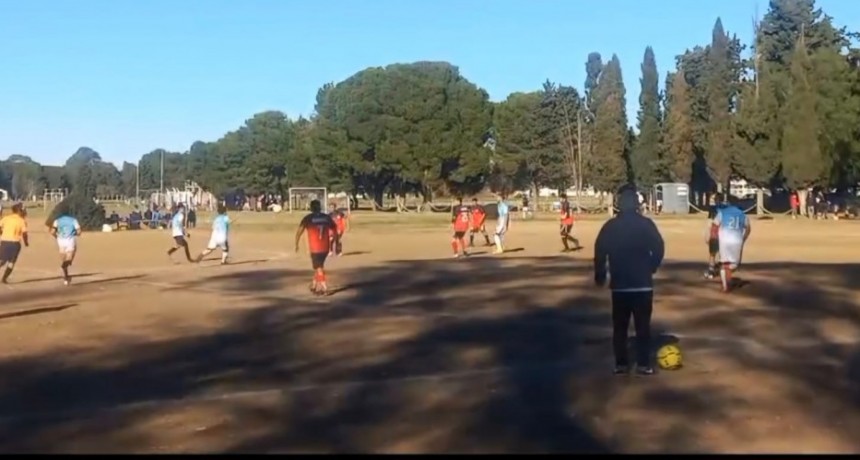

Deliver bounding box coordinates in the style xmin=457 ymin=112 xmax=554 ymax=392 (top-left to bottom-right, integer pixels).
xmin=1 ymin=0 xmax=857 ymax=167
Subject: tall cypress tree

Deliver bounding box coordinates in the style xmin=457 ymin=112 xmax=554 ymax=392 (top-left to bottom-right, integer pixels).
xmin=633 ymin=46 xmax=662 ymax=188
xmin=782 ymin=36 xmax=827 ymax=190
xmin=663 ymin=69 xmax=695 ymax=184
xmin=590 ymin=55 xmax=629 ymax=192
xmin=704 ymin=18 xmax=736 ymax=191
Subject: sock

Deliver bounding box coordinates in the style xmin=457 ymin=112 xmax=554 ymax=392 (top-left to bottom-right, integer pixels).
xmin=61 ymin=261 xmax=71 ymax=279
xmin=221 ymin=252 xmax=228 ymax=263
xmin=485 ymin=234 xmax=491 ymax=245
xmin=2 ymin=267 xmax=12 ymax=283
xmin=167 ymin=247 xmax=177 ymax=255
xmin=459 ymin=239 xmax=467 ymax=253
xmin=562 ymin=238 xmax=569 ymax=250
xmin=469 ymin=234 xmax=475 ymax=247
xmin=451 ymin=240 xmax=459 ymax=254
xmin=494 ymin=234 xmax=502 ymax=251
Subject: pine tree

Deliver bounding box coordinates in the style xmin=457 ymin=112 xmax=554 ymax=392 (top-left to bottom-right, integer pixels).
xmin=781 ymin=36 xmax=828 ymax=190
xmin=633 ymin=46 xmax=662 ymax=188
xmin=663 ymin=69 xmax=695 ymax=183
xmin=589 ymin=55 xmax=629 ymax=192
xmin=704 ymin=18 xmax=738 ymax=191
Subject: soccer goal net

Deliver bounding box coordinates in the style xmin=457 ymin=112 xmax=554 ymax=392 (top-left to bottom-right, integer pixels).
xmin=288 ymin=187 xmax=328 ymax=213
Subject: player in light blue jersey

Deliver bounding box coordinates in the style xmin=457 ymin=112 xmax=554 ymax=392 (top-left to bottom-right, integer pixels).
xmin=49 ymin=213 xmax=81 ymax=285
xmin=710 ymin=197 xmax=751 ymax=293
xmin=167 ymin=203 xmax=194 ymax=263
xmin=195 ymin=204 xmax=231 ymax=264
xmin=494 ymin=195 xmax=511 ymax=254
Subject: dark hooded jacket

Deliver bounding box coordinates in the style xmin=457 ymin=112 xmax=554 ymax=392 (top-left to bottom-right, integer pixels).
xmin=594 ymin=190 xmax=665 ymax=291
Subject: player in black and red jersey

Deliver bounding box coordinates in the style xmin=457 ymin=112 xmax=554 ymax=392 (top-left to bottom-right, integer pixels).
xmin=559 ymin=194 xmax=581 ymax=252
xmin=295 ymin=200 xmax=339 ymax=296
xmin=451 ymin=198 xmax=471 ymax=258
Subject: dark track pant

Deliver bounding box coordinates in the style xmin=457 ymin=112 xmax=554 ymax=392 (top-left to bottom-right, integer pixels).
xmin=611 ymin=290 xmax=653 ymax=367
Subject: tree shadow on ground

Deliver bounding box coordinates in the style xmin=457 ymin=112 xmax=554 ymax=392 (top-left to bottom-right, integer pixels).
xmin=0 ymin=257 xmax=858 ymax=453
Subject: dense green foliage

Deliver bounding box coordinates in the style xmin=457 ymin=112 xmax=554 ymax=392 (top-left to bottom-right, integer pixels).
xmin=4 ymin=0 xmax=860 ymax=203
xmin=46 ymin=163 xmax=106 ymax=231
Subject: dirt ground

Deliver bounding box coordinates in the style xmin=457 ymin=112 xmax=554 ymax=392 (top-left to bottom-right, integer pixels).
xmin=0 ymin=213 xmax=859 ymax=454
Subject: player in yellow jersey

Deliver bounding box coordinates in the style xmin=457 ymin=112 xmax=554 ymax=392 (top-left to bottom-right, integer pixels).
xmin=0 ymin=203 xmax=30 ymax=283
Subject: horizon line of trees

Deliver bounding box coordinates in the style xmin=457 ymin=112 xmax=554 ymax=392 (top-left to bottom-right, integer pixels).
xmin=3 ymin=0 xmax=859 ymax=210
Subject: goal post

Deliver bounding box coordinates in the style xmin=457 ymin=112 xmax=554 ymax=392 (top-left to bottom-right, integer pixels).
xmin=288 ymin=187 xmax=328 ymax=213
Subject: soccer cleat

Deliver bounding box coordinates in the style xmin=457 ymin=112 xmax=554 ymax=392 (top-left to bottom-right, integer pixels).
xmin=636 ymin=366 xmax=655 ymax=375
xmin=613 ymin=365 xmax=629 ymax=375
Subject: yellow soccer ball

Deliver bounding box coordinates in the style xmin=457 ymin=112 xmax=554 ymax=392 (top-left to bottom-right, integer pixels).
xmin=656 ymin=344 xmax=683 ymax=370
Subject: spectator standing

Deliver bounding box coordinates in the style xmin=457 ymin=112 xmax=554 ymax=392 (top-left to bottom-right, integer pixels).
xmin=594 ymin=188 xmax=665 ymax=376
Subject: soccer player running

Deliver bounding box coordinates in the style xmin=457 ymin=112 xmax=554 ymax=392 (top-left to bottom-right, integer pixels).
xmin=0 ymin=203 xmax=29 ymax=284
xmin=49 ymin=212 xmax=82 ymax=285
xmin=167 ymin=203 xmax=194 ymax=263
xmin=711 ymin=196 xmax=751 ymax=293
xmin=493 ymin=195 xmax=511 ymax=255
xmin=451 ymin=198 xmax=471 ymax=258
xmin=559 ymin=194 xmax=582 ymax=252
xmin=295 ymin=199 xmax=339 ymax=296
xmin=468 ymin=198 xmax=491 ymax=248
xmin=328 ymin=202 xmax=349 ymax=257
xmin=195 ymin=204 xmax=231 ymax=264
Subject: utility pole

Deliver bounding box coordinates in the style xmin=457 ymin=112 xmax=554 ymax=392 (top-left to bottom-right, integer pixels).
xmin=135 ymin=160 xmax=140 ymax=204
xmin=159 ymin=150 xmax=164 ymax=195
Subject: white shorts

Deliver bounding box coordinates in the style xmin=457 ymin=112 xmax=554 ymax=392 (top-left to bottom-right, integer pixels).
xmin=495 ymin=222 xmax=508 ymax=236
xmin=718 ymin=234 xmax=744 ymax=268
xmin=207 ymin=236 xmax=228 ymax=251
xmin=57 ymin=237 xmax=76 ymax=254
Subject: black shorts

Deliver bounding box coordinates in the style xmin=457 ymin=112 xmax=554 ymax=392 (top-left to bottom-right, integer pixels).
xmin=453 ymin=231 xmax=466 ymax=239
xmin=708 ymin=238 xmax=719 ymax=256
xmin=0 ymin=241 xmax=21 ymax=264
xmin=173 ymin=236 xmax=188 ymax=247
xmin=311 ymin=252 xmax=328 ymax=269
xmin=560 ymin=224 xmax=573 ymax=236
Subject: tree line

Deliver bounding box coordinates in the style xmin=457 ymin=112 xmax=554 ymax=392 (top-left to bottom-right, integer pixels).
xmin=4 ymin=0 xmax=859 ymax=209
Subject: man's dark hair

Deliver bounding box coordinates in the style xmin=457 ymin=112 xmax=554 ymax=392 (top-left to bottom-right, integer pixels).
xmin=217 ymin=204 xmax=227 ymax=214
xmin=11 ymin=203 xmax=23 ymax=215
xmin=310 ymin=200 xmax=322 ymax=213
xmin=560 ymin=193 xmax=567 ymax=199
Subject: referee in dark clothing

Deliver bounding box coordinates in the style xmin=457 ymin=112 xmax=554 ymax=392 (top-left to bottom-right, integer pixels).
xmin=594 ymin=188 xmax=665 ymax=375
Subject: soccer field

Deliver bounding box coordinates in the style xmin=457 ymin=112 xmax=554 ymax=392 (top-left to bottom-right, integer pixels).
xmin=0 ymin=212 xmax=859 ymax=453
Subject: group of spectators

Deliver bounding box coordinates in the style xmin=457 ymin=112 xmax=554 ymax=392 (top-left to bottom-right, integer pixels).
xmin=105 ymin=204 xmax=197 ymax=230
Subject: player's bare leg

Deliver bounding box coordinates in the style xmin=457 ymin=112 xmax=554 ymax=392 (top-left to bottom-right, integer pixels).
xmin=451 ymin=238 xmax=461 ymax=258
xmin=719 ymin=262 xmax=734 ymax=293
xmin=195 ymin=248 xmax=212 ymax=263
xmin=459 ymin=237 xmax=469 ymax=257
xmin=61 ymin=250 xmax=76 ymax=285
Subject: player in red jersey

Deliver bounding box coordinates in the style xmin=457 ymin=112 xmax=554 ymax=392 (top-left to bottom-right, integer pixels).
xmin=451 ymin=198 xmax=471 ymax=258
xmin=559 ymin=194 xmax=581 ymax=252
xmin=328 ymin=202 xmax=349 ymax=256
xmin=468 ymin=198 xmax=492 ymax=247
xmin=295 ymin=200 xmax=339 ymax=296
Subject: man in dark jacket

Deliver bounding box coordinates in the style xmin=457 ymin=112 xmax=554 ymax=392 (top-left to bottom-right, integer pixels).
xmin=594 ymin=188 xmax=665 ymax=375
